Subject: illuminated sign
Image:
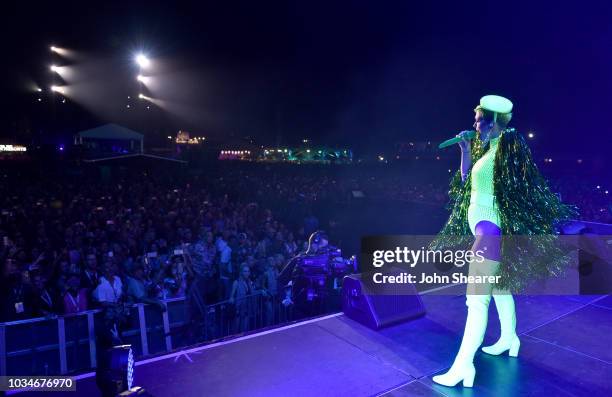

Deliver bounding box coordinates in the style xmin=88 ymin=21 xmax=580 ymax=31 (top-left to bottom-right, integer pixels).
xmin=0 ymin=145 xmax=27 ymax=152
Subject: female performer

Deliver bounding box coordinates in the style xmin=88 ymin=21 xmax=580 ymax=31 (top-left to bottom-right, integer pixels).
xmin=431 ymin=95 xmax=576 ymax=388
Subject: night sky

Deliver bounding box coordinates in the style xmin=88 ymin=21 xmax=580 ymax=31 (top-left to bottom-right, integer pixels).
xmin=2 ymin=1 xmax=612 ymax=155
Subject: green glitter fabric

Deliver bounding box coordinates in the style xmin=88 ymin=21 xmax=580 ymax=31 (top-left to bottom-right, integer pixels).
xmin=431 ymin=129 xmax=578 ymax=291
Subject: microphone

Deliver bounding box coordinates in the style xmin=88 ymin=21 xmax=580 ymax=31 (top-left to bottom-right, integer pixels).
xmin=438 ymin=130 xmax=476 ymax=149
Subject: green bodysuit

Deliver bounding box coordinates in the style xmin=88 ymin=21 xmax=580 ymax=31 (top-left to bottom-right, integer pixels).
xmin=468 ymin=135 xmax=501 ymax=235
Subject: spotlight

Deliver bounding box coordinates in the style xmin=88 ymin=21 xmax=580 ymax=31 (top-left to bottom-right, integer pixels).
xmin=528 ymin=132 xmax=535 ymax=139
xmin=50 ymin=65 xmax=59 ymax=72
xmin=95 ymin=345 xmax=143 ymax=396
xmin=50 ymin=85 xmax=65 ymax=94
xmin=135 ymin=54 xmax=150 ymax=68
xmin=138 ymin=94 xmax=145 ymax=99
xmin=49 ymin=46 xmax=72 ymax=58
xmin=136 ymin=75 xmax=145 ymax=82
xmin=36 ymin=88 xmax=42 ymax=92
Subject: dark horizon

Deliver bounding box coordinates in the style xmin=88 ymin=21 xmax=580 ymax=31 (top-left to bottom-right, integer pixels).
xmin=2 ymin=1 xmax=612 ymax=156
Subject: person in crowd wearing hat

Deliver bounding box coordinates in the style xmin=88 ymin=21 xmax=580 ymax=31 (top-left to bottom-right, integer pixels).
xmin=431 ymin=95 xmax=576 ymax=388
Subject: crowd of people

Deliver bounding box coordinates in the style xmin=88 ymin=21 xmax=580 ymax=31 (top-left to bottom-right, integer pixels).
xmin=1 ymin=159 xmax=609 ymax=332
xmin=0 ymin=164 xmax=323 ymax=341
xmin=549 ymin=175 xmax=612 ymax=224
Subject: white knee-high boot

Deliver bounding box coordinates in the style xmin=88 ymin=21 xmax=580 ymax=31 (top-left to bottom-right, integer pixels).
xmin=481 ymin=294 xmax=520 ymax=356
xmin=432 ymin=293 xmax=491 ymax=388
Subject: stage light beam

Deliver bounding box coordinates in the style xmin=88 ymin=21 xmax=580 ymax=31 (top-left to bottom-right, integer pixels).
xmin=49 ymin=46 xmax=73 ymax=58
xmin=135 ymin=54 xmax=150 ymax=68
xmin=138 ymin=94 xmax=156 ymax=104
xmin=50 ymin=65 xmax=60 ymax=73
xmin=50 ymin=85 xmax=65 ymax=94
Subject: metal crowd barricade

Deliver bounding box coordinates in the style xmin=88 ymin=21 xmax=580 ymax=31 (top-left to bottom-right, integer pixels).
xmin=0 ymin=292 xmax=299 ymax=377
xmin=0 ymin=297 xmax=186 ymax=377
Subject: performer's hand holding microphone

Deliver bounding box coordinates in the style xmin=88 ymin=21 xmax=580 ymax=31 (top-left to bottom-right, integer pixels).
xmin=438 ymin=130 xmax=476 ymax=150
xmin=457 ymin=130 xmax=475 ymax=152
xmin=438 ymin=130 xmax=476 ymax=182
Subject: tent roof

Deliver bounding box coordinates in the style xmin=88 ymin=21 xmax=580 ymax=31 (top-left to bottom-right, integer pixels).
xmin=77 ymin=124 xmax=144 ymax=140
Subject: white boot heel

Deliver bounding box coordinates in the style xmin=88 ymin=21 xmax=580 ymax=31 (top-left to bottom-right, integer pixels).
xmin=508 ymin=337 xmax=520 ymax=357
xmin=462 ymin=367 xmax=475 ymax=387
xmin=481 ymin=335 xmax=520 ymax=356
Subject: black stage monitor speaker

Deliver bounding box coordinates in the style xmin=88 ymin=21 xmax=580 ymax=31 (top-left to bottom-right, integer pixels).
xmin=342 ymin=271 xmax=425 ymax=330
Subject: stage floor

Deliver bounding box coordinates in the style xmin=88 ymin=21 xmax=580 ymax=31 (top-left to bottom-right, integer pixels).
xmin=16 ymin=289 xmax=612 ymax=396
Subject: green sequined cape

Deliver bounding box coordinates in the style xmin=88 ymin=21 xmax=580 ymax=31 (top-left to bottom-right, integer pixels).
xmin=430 ymin=129 xmax=578 ymax=291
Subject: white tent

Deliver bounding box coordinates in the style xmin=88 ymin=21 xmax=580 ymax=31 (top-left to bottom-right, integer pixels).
xmin=75 ymin=123 xmax=144 ymax=153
